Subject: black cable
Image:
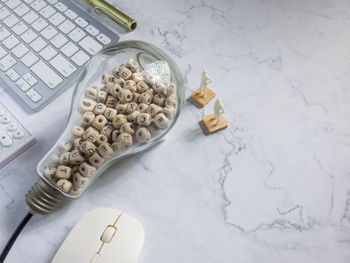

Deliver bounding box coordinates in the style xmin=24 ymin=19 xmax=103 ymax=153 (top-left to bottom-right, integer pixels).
xmin=0 ymin=213 xmax=33 ymax=263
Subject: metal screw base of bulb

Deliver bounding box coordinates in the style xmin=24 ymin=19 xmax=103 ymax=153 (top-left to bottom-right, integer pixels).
xmin=25 ymin=179 xmax=65 ymax=214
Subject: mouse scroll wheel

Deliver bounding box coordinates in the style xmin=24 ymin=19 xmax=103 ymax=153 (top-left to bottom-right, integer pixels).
xmin=100 ymin=225 xmax=118 ymax=243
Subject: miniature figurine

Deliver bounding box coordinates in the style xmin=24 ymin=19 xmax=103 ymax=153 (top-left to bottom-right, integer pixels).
xmin=201 ymin=98 xmax=228 ymax=134
xmin=198 ymin=70 xmax=212 ymax=97
xmin=213 ymin=98 xmax=224 ymax=126
xmin=190 ymin=70 xmax=216 ymax=107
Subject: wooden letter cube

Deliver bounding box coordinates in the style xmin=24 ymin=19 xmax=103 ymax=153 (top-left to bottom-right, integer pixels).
xmin=92 ymin=115 xmax=107 ymax=130
xmin=135 ymin=127 xmax=151 ymax=143
xmin=117 ymin=133 xmax=133 ymax=149
xmin=98 ymin=143 xmax=114 ymax=158
xmin=56 ymin=179 xmax=72 ymax=192
xmin=124 ymin=80 xmax=137 ymax=92
xmin=154 ymin=113 xmax=169 ymax=129
xmin=81 ymin=112 xmax=95 ymax=127
xmin=137 ymin=113 xmax=151 ymax=126
xmin=79 ymin=141 xmax=96 ymax=156
xmin=70 ymin=150 xmax=85 ymax=165
xmin=89 ymin=152 xmax=105 ymax=167
xmin=118 ymin=88 xmax=133 ymax=103
xmin=112 ymin=114 xmax=127 ymax=129
xmin=79 ymin=98 xmax=97 ymax=114
xmin=119 ymin=122 xmax=135 ymax=135
xmin=79 ymin=162 xmax=96 ymax=177
xmin=73 ymin=172 xmax=89 ymax=188
xmin=93 ymin=103 xmax=107 ymax=115
xmin=56 ymin=165 xmax=71 ymax=179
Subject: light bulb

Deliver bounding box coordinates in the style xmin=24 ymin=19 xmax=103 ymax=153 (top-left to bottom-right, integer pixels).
xmin=25 ymin=41 xmax=184 ymax=214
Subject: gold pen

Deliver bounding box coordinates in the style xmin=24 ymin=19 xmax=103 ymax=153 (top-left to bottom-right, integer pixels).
xmin=86 ymin=0 xmax=137 ymax=32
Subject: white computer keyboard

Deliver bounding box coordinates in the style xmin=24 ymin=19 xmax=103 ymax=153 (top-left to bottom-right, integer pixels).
xmin=0 ymin=0 xmax=119 ymax=111
xmin=0 ymin=100 xmax=36 ymax=168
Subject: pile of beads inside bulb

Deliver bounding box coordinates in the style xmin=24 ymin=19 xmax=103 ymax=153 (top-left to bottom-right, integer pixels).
xmin=42 ymin=58 xmax=177 ymax=196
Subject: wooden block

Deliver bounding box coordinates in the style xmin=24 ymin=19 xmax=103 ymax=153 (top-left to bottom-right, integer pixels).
xmin=202 ymin=114 xmax=228 ymax=134
xmin=190 ymin=88 xmax=216 ymax=107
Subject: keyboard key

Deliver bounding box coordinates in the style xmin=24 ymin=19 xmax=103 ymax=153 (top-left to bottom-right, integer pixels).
xmin=31 ymin=0 xmax=46 ymax=11
xmin=16 ymin=78 xmax=30 ymax=91
xmin=26 ymin=88 xmax=41 ymax=102
xmin=11 ymin=42 xmax=29 ymax=57
xmin=50 ymin=54 xmax=76 ymax=77
xmin=85 ymin=25 xmax=99 ymax=36
xmin=71 ymin=50 xmax=89 ymax=66
xmin=31 ymin=60 xmax=62 ymax=89
xmin=6 ymin=68 xmax=20 ymax=81
xmin=58 ymin=20 xmax=75 ymax=34
xmin=48 ymin=12 xmax=65 ymax=26
xmin=0 ymin=54 xmax=16 ymax=71
xmin=51 ymin=33 xmax=67 ymax=48
xmin=23 ymin=10 xmax=39 ymax=24
xmin=30 ymin=36 xmax=47 ymax=51
xmin=74 ymin=16 xmax=88 ymax=28
xmin=61 ymin=41 xmax=78 ymax=57
xmin=0 ymin=27 xmax=10 ymax=40
xmin=31 ymin=17 xmax=48 ymax=32
xmin=64 ymin=9 xmax=77 ymax=20
xmin=13 ymin=129 xmax=25 ymax=139
xmin=79 ymin=36 xmax=102 ymax=55
xmin=0 ymin=130 xmax=13 ymax=147
xmin=11 ymin=21 xmax=28 ymax=35
xmin=47 ymin=0 xmax=57 ymax=4
xmin=21 ymin=51 xmax=38 ymax=67
xmin=23 ymin=0 xmax=35 ymax=4
xmin=0 ymin=7 xmax=11 ymax=20
xmin=41 ymin=25 xmax=57 ymax=40
xmin=39 ymin=45 xmax=57 ymax=60
xmin=3 ymin=14 xmax=19 ymax=27
xmin=40 ymin=5 xmax=55 ymax=18
xmin=21 ymin=29 xmax=37 ymax=43
xmin=0 ymin=115 xmax=11 ymax=124
xmin=68 ymin=27 xmax=85 ymax=42
xmin=14 ymin=3 xmax=30 ymax=16
xmin=7 ymin=122 xmax=18 ymax=131
xmin=6 ymin=0 xmax=21 ymax=9
xmin=0 ymin=46 xmax=7 ymax=58
xmin=96 ymin=33 xmax=111 ymax=45
xmin=3 ymin=34 xmax=19 ymax=49
xmin=54 ymin=2 xmax=66 ymax=12
xmin=23 ymin=72 xmax=37 ymax=86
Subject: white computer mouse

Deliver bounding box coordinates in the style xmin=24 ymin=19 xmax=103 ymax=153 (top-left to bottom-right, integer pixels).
xmin=51 ymin=207 xmax=144 ymax=263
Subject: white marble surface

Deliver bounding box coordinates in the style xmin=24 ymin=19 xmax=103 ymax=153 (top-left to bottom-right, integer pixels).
xmin=1 ymin=0 xmax=350 ymax=262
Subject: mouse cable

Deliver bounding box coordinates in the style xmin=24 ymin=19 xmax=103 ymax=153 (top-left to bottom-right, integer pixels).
xmin=0 ymin=212 xmax=33 ymax=263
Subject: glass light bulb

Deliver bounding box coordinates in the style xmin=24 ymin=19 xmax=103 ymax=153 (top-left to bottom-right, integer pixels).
xmin=26 ymin=41 xmax=184 ymax=214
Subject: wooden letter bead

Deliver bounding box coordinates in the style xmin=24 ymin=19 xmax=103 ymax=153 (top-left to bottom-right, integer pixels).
xmin=143 ymin=74 xmax=155 ymax=86
xmin=89 ymin=152 xmax=105 ymax=167
xmin=117 ymin=133 xmax=133 ymax=149
xmin=106 ymin=95 xmax=117 ymax=108
xmin=118 ymin=88 xmax=133 ymax=103
xmin=97 ymin=134 xmax=108 ymax=145
xmin=112 ymin=66 xmax=121 ymax=77
xmin=152 ymin=82 xmax=165 ymax=94
xmin=79 ymin=162 xmax=96 ymax=177
xmin=124 ymin=80 xmax=137 ymax=92
xmin=114 ymin=76 xmax=125 ymax=86
xmin=92 ymin=115 xmax=107 ymax=130
xmin=162 ymin=106 xmax=176 ymax=119
xmin=119 ymin=66 xmax=132 ymax=80
xmin=83 ymin=127 xmax=99 ymax=143
xmin=109 ymin=84 xmax=122 ymax=97
xmin=69 ymin=187 xmax=82 ymax=195
xmin=72 ymin=165 xmax=79 ymax=174
xmin=120 ymin=122 xmax=135 ymax=135
xmin=137 ymin=103 xmax=148 ymax=113
xmin=135 ymin=127 xmax=151 ymax=143
xmin=162 ymin=82 xmax=176 ymax=97
xmin=58 ymin=141 xmax=72 ymax=153
xmin=104 ymin=108 xmax=117 ymax=120
xmin=44 ymin=167 xmax=57 ymax=184
xmin=74 ymin=138 xmax=84 ymax=149
xmin=81 ymin=112 xmax=95 ymax=127
xmin=73 ymin=172 xmax=89 ymax=188
xmin=136 ymin=81 xmax=149 ymax=93
xmin=133 ymin=92 xmax=140 ymax=102
xmin=56 ymin=179 xmax=72 ymax=192
xmin=153 ymin=93 xmax=166 ymax=106
xmin=70 ymin=150 xmax=85 ymax=165
xmin=126 ymin=58 xmax=139 ymax=72
xmin=149 ymin=123 xmax=162 ymax=137
xmin=98 ymin=143 xmax=114 ymax=158
xmin=93 ymin=103 xmax=107 ymax=115
xmin=146 ymin=104 xmax=162 ymax=118
xmin=131 ymin=73 xmax=144 ymax=83
xmin=154 ymin=113 xmax=169 ymax=129
xmin=112 ymin=114 xmax=127 ymax=129
xmin=79 ymin=141 xmax=96 ymax=156
xmin=102 ymin=73 xmax=113 ymax=84
xmin=105 ymin=81 xmax=115 ymax=92
xmin=48 ymin=154 xmax=60 ymax=167
xmin=96 ymin=87 xmax=107 ymax=104
xmin=56 ymin=165 xmax=71 ymax=179
xmin=112 ymin=142 xmax=122 ymax=154
xmin=72 ymin=125 xmax=85 ymax=139
xmin=165 ymin=96 xmax=177 ymax=108
xmin=127 ymin=111 xmax=140 ymax=123
xmin=79 ymin=98 xmax=97 ymax=113
xmin=85 ymin=87 xmax=97 ymax=100
xmin=101 ymin=125 xmax=113 ymax=139
xmin=111 ymin=130 xmax=119 ymax=142
xmin=115 ymin=103 xmax=127 ymax=114
xmin=60 ymin=152 xmax=70 ymax=165
xmin=126 ymin=102 xmax=138 ymax=113
xmin=138 ymin=92 xmax=153 ymax=105
xmin=137 ymin=113 xmax=151 ymax=126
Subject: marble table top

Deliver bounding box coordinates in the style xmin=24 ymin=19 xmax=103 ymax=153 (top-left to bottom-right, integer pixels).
xmin=1 ymin=0 xmax=350 ymax=262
